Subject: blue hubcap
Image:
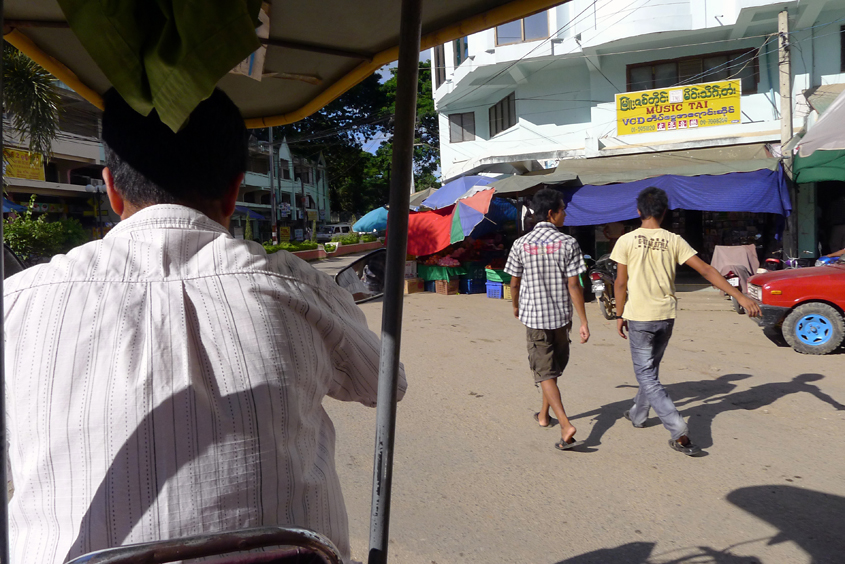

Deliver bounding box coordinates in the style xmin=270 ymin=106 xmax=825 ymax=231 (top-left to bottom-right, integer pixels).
xmin=795 ymin=314 xmax=833 ymax=346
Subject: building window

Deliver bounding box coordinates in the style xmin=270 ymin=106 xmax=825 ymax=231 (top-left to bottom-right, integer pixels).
xmin=454 ymin=37 xmax=469 ymax=67
xmin=495 ymin=12 xmax=548 ymax=46
xmin=433 ymin=44 xmax=446 ymax=88
xmin=627 ymin=49 xmax=759 ymax=94
xmin=279 ymin=158 xmax=291 ymax=180
xmin=489 ymin=92 xmax=516 ymax=137
xmin=248 ymin=154 xmax=270 ymax=175
xmin=294 ymin=164 xmax=313 ymax=184
xmin=449 ymin=112 xmax=475 ymax=143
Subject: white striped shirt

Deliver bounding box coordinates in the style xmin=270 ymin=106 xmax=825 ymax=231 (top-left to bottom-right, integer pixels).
xmin=3 ymin=204 xmax=405 ymax=564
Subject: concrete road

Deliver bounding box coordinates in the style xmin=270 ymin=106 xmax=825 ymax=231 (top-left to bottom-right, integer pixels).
xmin=324 ymin=287 xmax=845 ymax=564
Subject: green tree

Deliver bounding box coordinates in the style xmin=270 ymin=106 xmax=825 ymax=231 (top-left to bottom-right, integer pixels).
xmin=4 ymin=196 xmax=87 ymax=264
xmin=267 ymin=73 xmax=388 ymax=216
xmin=264 ymin=61 xmax=440 ymax=216
xmin=3 ymin=45 xmax=61 ymax=158
xmin=378 ymin=61 xmax=440 ymax=192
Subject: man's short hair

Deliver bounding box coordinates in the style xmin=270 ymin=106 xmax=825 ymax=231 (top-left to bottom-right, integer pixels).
xmin=637 ymin=187 xmax=669 ymax=220
xmin=532 ymin=188 xmax=565 ymax=224
xmin=102 ymin=88 xmax=248 ymax=206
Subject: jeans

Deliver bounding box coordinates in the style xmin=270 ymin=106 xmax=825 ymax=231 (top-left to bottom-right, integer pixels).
xmin=627 ymin=319 xmax=688 ymax=440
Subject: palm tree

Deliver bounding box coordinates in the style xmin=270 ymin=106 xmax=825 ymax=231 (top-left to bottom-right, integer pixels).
xmin=3 ymin=44 xmax=61 ymax=158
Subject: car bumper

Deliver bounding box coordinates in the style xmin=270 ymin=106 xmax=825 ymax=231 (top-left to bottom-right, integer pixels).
xmin=752 ymin=303 xmax=789 ymax=328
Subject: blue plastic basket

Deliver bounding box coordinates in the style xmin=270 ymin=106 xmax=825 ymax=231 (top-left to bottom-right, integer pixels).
xmin=459 ymin=277 xmax=487 ymax=295
xmin=486 ymin=281 xmax=503 ymax=299
xmin=424 ymin=280 xmax=437 ymax=292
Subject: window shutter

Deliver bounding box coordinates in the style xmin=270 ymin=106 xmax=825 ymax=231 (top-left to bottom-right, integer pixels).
xmin=449 ymin=114 xmax=463 ymax=143
xmin=508 ymin=92 xmax=516 ymax=128
xmin=463 ymin=112 xmax=475 ymax=141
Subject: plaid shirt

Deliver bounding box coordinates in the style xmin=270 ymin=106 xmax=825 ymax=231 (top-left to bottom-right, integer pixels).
xmin=505 ymin=222 xmax=586 ymax=329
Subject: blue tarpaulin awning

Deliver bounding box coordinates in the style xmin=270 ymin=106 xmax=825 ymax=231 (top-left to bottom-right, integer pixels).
xmin=234 ymin=205 xmax=265 ymax=220
xmin=3 ymin=198 xmax=26 ymax=213
xmin=560 ymin=166 xmax=791 ymax=227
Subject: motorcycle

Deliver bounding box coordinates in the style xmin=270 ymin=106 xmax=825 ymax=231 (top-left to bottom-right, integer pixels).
xmin=588 ymin=254 xmax=617 ymax=320
xmin=721 ymin=265 xmax=752 ymax=314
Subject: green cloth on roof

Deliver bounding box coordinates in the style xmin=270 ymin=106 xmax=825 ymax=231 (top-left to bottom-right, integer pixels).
xmin=793 ymin=150 xmax=845 ymax=184
xmin=58 ymin=0 xmax=262 ymax=131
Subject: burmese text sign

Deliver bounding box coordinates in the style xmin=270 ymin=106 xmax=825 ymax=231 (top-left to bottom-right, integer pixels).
xmin=616 ymin=80 xmax=740 ymax=136
xmin=3 ymin=148 xmax=45 ymax=181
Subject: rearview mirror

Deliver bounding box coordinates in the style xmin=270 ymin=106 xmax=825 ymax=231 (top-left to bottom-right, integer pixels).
xmin=335 ymin=248 xmax=387 ymax=304
xmin=4 ymin=244 xmax=25 ymax=279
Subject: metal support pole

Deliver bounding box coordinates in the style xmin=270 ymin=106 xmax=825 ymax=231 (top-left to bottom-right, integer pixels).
xmin=367 ymin=0 xmax=420 ymax=562
xmin=267 ymin=128 xmax=278 ymax=244
xmin=0 ymin=2 xmax=10 ymax=561
xmin=300 ymin=177 xmax=307 ymax=235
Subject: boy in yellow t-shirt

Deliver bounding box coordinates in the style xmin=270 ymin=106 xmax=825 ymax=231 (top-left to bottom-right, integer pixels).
xmin=610 ymin=187 xmax=760 ymax=456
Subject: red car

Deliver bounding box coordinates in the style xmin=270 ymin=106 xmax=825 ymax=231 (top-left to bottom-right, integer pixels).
xmin=747 ymin=257 xmax=845 ymax=354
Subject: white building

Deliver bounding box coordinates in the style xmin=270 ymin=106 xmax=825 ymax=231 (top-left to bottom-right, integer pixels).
xmin=431 ymin=0 xmax=845 ymax=255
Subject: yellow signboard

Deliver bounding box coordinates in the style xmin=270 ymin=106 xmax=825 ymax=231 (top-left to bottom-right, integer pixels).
xmin=615 ymin=80 xmax=741 ymax=136
xmin=279 ymin=226 xmax=291 ymax=241
xmin=3 ymin=148 xmax=45 ymax=181
xmin=307 ymin=210 xmax=319 ymax=221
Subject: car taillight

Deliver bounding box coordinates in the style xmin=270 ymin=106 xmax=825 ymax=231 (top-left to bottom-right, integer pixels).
xmin=590 ymin=272 xmax=602 ymax=280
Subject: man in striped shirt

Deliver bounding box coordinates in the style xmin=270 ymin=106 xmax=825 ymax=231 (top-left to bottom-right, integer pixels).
xmin=3 ymin=89 xmax=403 ymax=564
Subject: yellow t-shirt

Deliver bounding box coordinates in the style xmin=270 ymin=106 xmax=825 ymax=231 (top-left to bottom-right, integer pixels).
xmin=609 ymin=228 xmax=697 ymax=321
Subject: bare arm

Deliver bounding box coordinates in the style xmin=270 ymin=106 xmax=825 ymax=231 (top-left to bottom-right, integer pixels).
xmin=567 ymin=276 xmax=590 ymax=343
xmin=510 ymin=276 xmax=521 ymax=318
xmin=614 ymin=263 xmax=629 ymax=339
xmin=684 ymin=255 xmax=761 ymax=317
xmin=827 ymin=248 xmax=845 ymax=258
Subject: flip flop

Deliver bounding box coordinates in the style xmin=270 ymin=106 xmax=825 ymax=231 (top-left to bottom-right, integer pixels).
xmin=534 ymin=412 xmax=558 ymax=428
xmin=555 ymin=438 xmax=584 ymax=451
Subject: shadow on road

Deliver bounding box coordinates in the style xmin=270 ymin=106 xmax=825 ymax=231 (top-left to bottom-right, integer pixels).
xmin=553 ymin=540 xmax=764 ymax=563
xmin=569 ymin=373 xmax=844 ymax=448
xmin=727 ymin=485 xmax=845 ymax=564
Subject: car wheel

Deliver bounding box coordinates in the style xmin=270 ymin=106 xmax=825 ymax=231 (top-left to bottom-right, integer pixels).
xmin=731 ymin=296 xmax=745 ymax=315
xmin=782 ymin=303 xmax=845 ymax=355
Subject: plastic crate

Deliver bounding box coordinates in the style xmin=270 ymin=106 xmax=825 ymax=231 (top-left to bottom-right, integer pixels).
xmin=486 ymin=281 xmax=503 ymax=299
xmin=424 ymin=280 xmax=437 ymax=293
xmin=459 ymin=277 xmax=487 ymax=295
xmin=503 ymin=284 xmax=512 ymax=300
xmin=464 ymin=262 xmax=487 ymax=280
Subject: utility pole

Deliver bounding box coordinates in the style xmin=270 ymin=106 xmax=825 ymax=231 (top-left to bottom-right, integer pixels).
xmin=778 ymin=10 xmax=792 ymax=147
xmin=778 ymin=9 xmax=798 ymax=257
xmin=267 ymin=127 xmax=278 ymax=245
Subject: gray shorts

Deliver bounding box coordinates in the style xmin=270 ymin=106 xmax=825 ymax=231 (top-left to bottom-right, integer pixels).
xmin=526 ymin=324 xmax=571 ymax=384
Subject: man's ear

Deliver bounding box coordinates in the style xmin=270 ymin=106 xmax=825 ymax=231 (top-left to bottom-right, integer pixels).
xmin=220 ymin=173 xmax=244 ymax=220
xmin=103 ymin=168 xmax=125 ymax=217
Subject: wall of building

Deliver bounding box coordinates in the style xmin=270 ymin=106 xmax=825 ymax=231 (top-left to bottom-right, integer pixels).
xmin=236 ymin=140 xmax=331 ymax=242
xmin=433 ymin=0 xmax=845 ymax=181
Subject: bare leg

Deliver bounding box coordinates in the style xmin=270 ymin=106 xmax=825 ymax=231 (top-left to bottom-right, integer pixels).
xmin=540 ymin=378 xmax=576 ymax=443
xmin=538 ymin=391 xmax=551 ymax=426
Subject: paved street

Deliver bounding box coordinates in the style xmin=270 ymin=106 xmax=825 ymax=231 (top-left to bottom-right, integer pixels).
xmin=322 ymin=283 xmax=845 ymax=563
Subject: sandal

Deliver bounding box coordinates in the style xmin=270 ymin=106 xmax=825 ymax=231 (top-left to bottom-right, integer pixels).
xmin=534 ymin=412 xmax=558 ymax=428
xmin=555 ymin=438 xmax=584 ymax=451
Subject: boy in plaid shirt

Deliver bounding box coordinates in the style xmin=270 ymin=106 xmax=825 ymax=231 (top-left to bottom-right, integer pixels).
xmin=505 ymin=189 xmax=590 ymax=451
